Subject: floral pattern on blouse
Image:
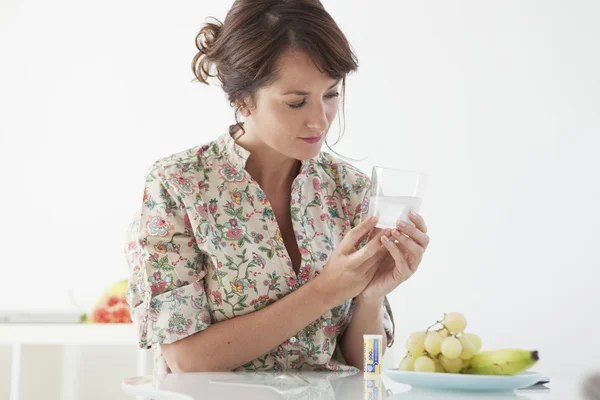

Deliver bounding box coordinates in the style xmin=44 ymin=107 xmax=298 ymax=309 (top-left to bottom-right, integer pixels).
xmin=125 ymin=131 xmax=395 ymax=376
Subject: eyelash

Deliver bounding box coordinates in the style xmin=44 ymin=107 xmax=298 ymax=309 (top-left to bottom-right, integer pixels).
xmin=288 ymin=92 xmax=340 ymax=109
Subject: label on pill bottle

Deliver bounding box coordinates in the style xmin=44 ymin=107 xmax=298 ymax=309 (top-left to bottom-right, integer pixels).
xmin=363 ymin=334 xmax=383 ymax=375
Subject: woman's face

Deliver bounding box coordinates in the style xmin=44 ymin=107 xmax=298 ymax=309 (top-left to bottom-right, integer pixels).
xmin=241 ymin=48 xmax=341 ymax=161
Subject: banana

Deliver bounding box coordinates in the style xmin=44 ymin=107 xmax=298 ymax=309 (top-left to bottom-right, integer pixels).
xmin=461 ymin=349 xmax=539 ymax=375
xmin=106 ymin=279 xmax=129 ymax=296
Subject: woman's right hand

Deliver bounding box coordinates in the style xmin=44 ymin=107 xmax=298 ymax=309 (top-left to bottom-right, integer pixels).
xmin=314 ymin=216 xmax=389 ymax=305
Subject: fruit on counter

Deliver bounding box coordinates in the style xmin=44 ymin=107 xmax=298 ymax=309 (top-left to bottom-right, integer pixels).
xmin=439 ymin=354 xmax=463 ymax=373
xmin=399 ymin=356 xmax=414 ymax=371
xmin=406 ymin=331 xmax=427 ymax=356
xmin=464 ymin=333 xmax=482 ymax=352
xmin=444 ymin=312 xmax=467 ymax=333
xmin=432 ymin=357 xmax=445 ymax=373
xmin=462 ymin=349 xmax=539 ymax=375
xmin=440 ymin=336 xmax=462 ymax=359
xmin=458 ymin=335 xmax=477 ymax=360
xmin=105 ymin=279 xmax=129 ymax=296
xmin=81 ymin=279 xmax=132 ymax=323
xmin=413 ymin=356 xmax=436 ymax=372
xmin=398 ymin=312 xmax=539 ymax=375
xmin=424 ymin=331 xmax=442 ymax=355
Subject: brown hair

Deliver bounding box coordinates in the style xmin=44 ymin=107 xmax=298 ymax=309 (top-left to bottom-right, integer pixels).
xmin=191 ymin=0 xmax=358 ymax=147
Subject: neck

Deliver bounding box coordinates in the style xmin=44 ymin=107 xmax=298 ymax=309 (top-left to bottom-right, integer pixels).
xmin=232 ymin=125 xmax=301 ymax=190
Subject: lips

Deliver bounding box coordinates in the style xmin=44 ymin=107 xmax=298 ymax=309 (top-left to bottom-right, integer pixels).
xmin=300 ymin=135 xmax=323 ymax=144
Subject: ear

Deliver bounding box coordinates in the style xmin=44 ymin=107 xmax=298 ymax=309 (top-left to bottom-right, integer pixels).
xmin=235 ymin=95 xmax=254 ymax=118
xmin=240 ymin=106 xmax=251 ymax=118
xmin=234 ymin=98 xmax=252 ymax=118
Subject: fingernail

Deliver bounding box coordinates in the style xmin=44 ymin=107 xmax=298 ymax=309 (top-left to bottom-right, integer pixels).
xmin=382 ymin=235 xmax=389 ymax=243
xmin=397 ymin=220 xmax=408 ymax=228
xmin=410 ymin=211 xmax=419 ymax=218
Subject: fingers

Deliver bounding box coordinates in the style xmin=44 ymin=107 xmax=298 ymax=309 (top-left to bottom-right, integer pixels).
xmin=381 ymin=235 xmax=412 ymax=281
xmin=340 ymin=217 xmax=377 ymax=254
xmin=343 ymin=216 xmax=378 ymax=254
xmin=397 ymin=214 xmax=430 ymax=250
xmin=368 ymin=227 xmax=384 ymax=241
xmin=349 ymin=228 xmax=388 ymax=265
xmin=390 ymin=229 xmax=424 ymax=271
xmin=408 ymin=211 xmax=428 ymax=234
xmin=355 ymin=227 xmax=383 ymax=251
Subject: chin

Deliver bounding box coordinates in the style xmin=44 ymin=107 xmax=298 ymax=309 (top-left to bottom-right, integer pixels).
xmin=296 ymin=146 xmax=322 ymax=161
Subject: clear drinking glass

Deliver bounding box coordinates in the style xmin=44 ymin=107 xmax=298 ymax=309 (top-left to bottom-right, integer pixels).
xmin=366 ymin=166 xmax=428 ymax=229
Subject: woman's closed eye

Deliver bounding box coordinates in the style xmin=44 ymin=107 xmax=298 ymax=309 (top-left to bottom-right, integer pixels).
xmin=288 ymin=92 xmax=340 ymax=109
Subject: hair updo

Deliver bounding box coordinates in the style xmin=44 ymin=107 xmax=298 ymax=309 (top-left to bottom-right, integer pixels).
xmin=191 ymin=0 xmax=358 ymax=140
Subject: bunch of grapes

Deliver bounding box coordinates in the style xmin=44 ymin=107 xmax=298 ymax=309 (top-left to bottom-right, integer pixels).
xmin=399 ymin=312 xmax=482 ymax=373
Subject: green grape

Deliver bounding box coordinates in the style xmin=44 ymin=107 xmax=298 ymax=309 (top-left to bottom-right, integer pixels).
xmin=462 ymin=358 xmax=472 ymax=369
xmin=437 ymin=328 xmax=449 ymax=338
xmin=399 ymin=356 xmax=414 ymax=371
xmin=444 ymin=312 xmax=467 ymax=333
xmin=459 ymin=335 xmax=477 ymax=360
xmin=439 ymin=355 xmax=463 ymax=373
xmin=433 ymin=357 xmax=445 ymax=373
xmin=414 ymin=356 xmax=435 ymax=373
xmin=424 ymin=331 xmax=442 ymax=355
xmin=441 ymin=336 xmax=462 ymax=359
xmin=405 ymin=331 xmax=426 ymax=356
xmin=465 ymin=333 xmax=482 ymax=352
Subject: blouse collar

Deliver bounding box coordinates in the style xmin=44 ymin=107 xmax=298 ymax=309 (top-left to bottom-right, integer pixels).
xmin=220 ymin=127 xmax=324 ymax=171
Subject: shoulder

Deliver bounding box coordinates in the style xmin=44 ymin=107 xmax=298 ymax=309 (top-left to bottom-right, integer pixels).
xmin=313 ymin=151 xmax=370 ymax=191
xmin=311 ymin=152 xmax=371 ymax=226
xmin=145 ymin=137 xmax=224 ymax=180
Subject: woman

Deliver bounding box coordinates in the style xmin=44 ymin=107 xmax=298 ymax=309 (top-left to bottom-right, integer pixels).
xmin=125 ymin=0 xmax=430 ymax=375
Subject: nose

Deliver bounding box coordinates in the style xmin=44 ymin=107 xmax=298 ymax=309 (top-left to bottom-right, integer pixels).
xmin=306 ymin=101 xmax=329 ymax=133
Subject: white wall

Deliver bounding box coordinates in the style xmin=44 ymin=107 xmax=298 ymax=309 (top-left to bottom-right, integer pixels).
xmin=1 ymin=0 xmax=599 ymax=397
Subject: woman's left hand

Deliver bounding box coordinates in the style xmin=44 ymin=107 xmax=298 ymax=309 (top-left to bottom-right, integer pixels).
xmin=358 ymin=211 xmax=430 ymax=304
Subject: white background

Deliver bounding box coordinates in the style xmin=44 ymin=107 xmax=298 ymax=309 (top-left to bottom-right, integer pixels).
xmin=1 ymin=0 xmax=599 ymax=398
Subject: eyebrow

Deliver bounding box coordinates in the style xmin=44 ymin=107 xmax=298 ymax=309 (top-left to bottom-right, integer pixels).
xmin=281 ymin=79 xmax=341 ymax=96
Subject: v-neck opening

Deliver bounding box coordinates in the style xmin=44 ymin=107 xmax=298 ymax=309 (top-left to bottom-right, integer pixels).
xmin=241 ymin=168 xmax=307 ymax=287
xmin=223 ymin=129 xmax=318 ymax=286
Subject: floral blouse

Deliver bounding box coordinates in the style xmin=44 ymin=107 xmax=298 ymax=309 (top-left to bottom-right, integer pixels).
xmin=124 ymin=130 xmax=395 ymax=377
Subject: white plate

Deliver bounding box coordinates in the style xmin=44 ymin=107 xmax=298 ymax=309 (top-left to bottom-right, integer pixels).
xmin=384 ymin=369 xmax=542 ymax=392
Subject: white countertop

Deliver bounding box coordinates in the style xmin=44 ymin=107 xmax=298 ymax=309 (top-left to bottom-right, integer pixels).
xmin=122 ymin=371 xmax=590 ymax=400
xmin=0 ymin=323 xmax=137 ymax=345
